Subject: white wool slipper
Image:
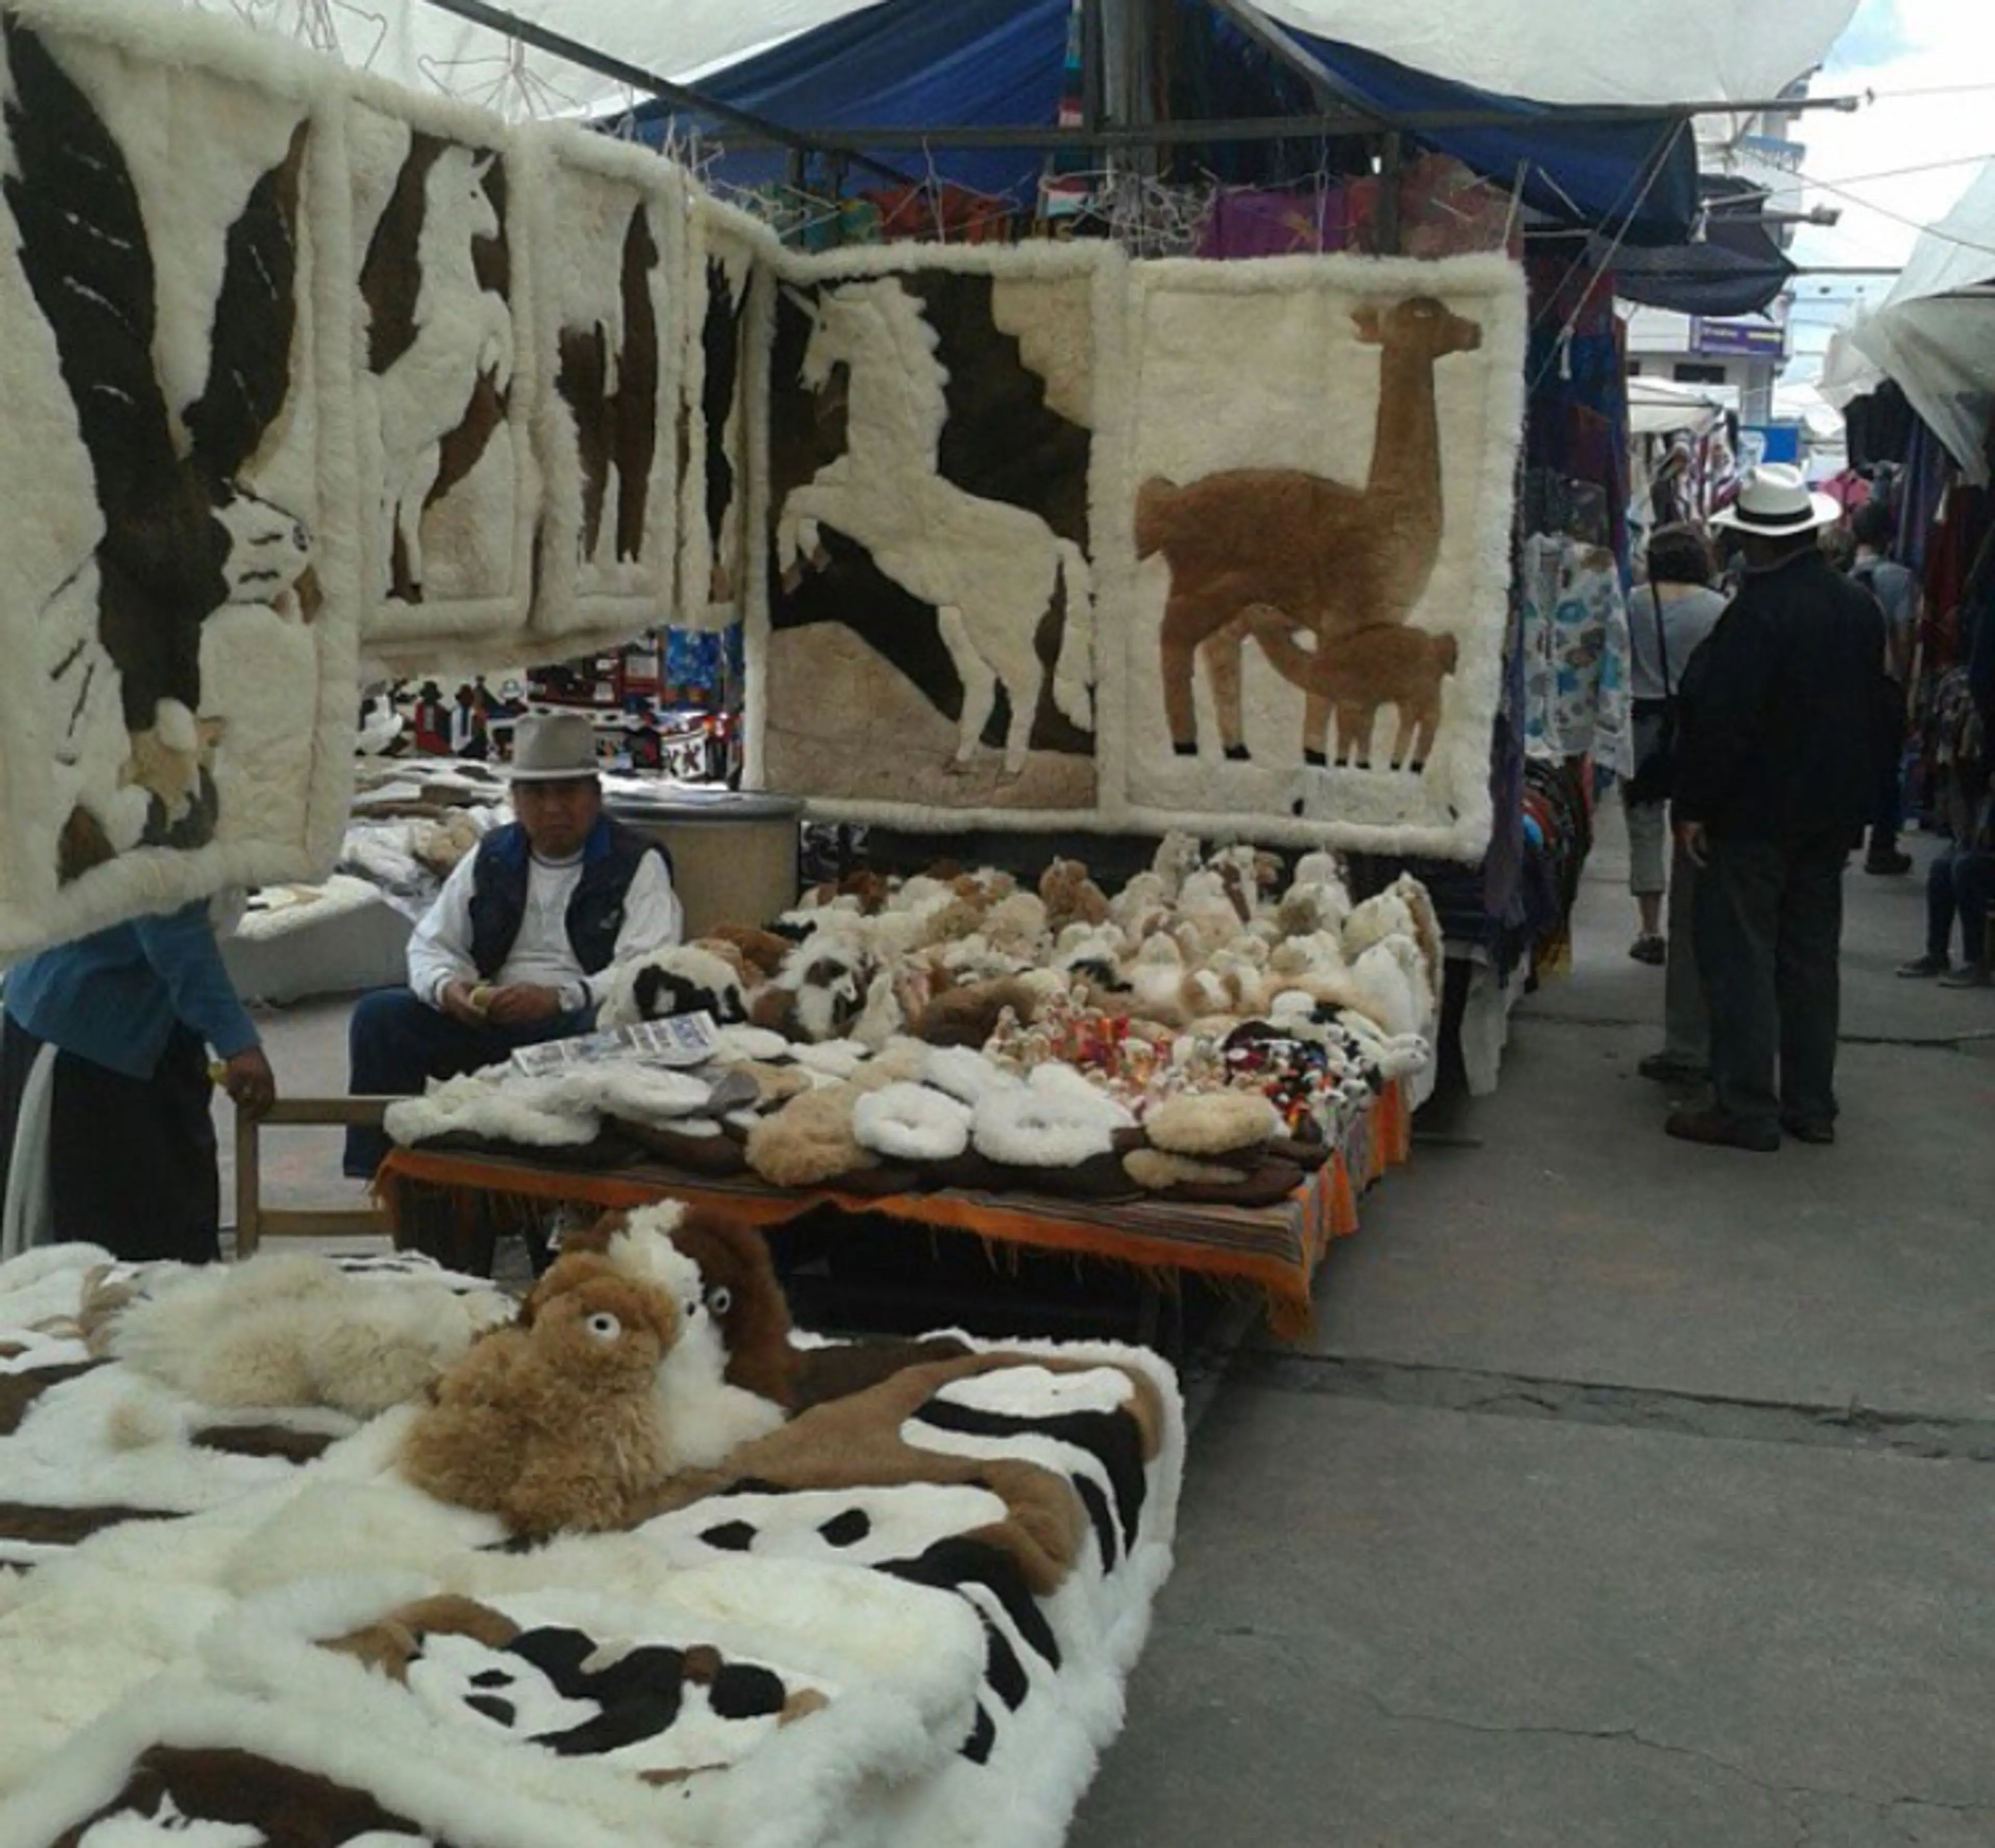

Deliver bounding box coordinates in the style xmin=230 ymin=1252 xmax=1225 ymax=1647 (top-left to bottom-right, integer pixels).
xmin=852 ymin=1083 xmax=974 ymax=1163
xmin=1027 ymin=1061 xmax=1137 ymax=1130
xmin=972 ymin=1088 xmax=1117 ymax=1169
xmin=792 ymin=1038 xmax=871 ymax=1080
xmin=1144 ymin=1090 xmax=1281 ymax=1157
xmin=924 ymin=1046 xmax=1022 ymax=1107
xmin=1123 ymin=1148 xmax=1247 ymax=1193
xmin=545 ymin=1065 xmax=716 ymax=1127
xmin=384 ymin=1074 xmax=598 ymax=1150
xmin=708 ymin=1024 xmax=793 ymax=1064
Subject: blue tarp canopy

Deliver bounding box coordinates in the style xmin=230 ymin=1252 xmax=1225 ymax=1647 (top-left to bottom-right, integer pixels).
xmin=632 ymin=0 xmax=1699 ymax=242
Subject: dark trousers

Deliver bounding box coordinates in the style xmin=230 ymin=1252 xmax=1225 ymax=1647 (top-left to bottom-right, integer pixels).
xmin=1 ymin=1017 xmax=220 ymax=1262
xmin=1927 ymin=848 xmax=1995 ymax=966
xmin=344 ymin=988 xmax=589 ymax=1177
xmin=1694 ymin=836 xmax=1848 ymax=1132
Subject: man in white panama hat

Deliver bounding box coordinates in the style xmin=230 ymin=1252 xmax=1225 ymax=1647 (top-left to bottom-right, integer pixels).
xmin=342 ymin=711 xmax=683 ymax=1177
xmin=1666 ymin=465 xmax=1890 ymax=1153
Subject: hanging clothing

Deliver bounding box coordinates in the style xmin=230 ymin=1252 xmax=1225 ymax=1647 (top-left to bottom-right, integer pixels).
xmin=1519 ymin=533 xmax=1635 ymax=774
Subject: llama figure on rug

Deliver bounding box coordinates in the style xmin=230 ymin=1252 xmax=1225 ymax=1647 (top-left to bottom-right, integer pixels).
xmin=1137 ymin=296 xmax=1480 ymax=764
xmin=1239 ymin=609 xmax=1458 ymax=771
xmin=366 ymin=144 xmax=513 ymax=601
xmin=776 ymin=278 xmax=1093 ymax=776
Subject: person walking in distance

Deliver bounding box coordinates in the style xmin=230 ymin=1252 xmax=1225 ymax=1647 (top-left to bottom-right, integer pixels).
xmin=1847 ymin=499 xmax=1921 ymax=875
xmin=1666 ymin=466 xmax=1888 ymax=1152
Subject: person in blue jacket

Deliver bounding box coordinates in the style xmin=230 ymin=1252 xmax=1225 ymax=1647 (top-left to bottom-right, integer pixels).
xmin=0 ymin=899 xmax=276 ymax=1262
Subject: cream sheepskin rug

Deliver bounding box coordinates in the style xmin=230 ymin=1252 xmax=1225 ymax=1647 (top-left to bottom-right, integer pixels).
xmin=0 ymin=1244 xmax=1185 ymax=1848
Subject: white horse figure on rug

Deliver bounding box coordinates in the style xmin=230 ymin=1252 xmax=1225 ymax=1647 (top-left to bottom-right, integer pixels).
xmin=369 ymin=146 xmax=513 ymax=598
xmin=777 ymin=278 xmax=1093 ymax=776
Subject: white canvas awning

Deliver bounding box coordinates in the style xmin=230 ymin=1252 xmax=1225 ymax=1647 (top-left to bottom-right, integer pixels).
xmin=1628 ymin=377 xmax=1724 ymax=439
xmin=1839 ymin=160 xmax=1995 ymax=483
xmin=162 ymin=0 xmax=1861 ymax=123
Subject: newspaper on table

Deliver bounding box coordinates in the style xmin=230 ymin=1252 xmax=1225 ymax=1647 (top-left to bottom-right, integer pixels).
xmin=510 ymin=1011 xmax=720 ymax=1077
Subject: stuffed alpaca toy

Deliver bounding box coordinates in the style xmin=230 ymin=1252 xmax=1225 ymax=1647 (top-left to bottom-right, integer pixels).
xmin=596 ymin=942 xmax=752 ymax=1030
xmin=1039 ymin=858 xmax=1112 ymax=934
xmin=400 ymin=1252 xmax=684 ymax=1539
xmin=561 ymin=1203 xmax=795 ymax=1460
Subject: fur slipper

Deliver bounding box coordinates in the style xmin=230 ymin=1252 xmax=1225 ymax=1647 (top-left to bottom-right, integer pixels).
xmin=550 ymin=1065 xmax=719 ymax=1128
xmin=1027 ymin=1061 xmax=1138 ymax=1130
xmin=924 ymin=1046 xmax=1021 ymax=1107
xmin=972 ymin=1088 xmax=1119 ymax=1169
xmin=1124 ymin=1150 xmax=1305 ymax=1208
xmin=709 ymin=1024 xmax=795 ymax=1064
xmin=853 ymin=1083 xmax=973 ymax=1163
xmin=614 ymin=1117 xmax=749 ymax=1176
xmin=791 ymin=1038 xmax=872 ymax=1080
xmin=744 ymin=1086 xmax=877 ymax=1188
xmin=385 ymin=1073 xmax=598 ymax=1151
xmin=1144 ymin=1091 xmax=1281 ymax=1157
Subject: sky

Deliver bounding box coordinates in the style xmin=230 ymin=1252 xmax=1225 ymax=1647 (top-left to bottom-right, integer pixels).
xmin=1772 ymin=0 xmax=1995 ymax=385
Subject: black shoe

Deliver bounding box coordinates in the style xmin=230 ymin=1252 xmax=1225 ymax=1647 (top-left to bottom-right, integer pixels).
xmin=1628 ymin=934 xmax=1666 ymax=966
xmin=1665 ymin=1108 xmax=1780 ymax=1153
xmin=1896 ymin=953 xmax=1949 ymax=979
xmin=1937 ymin=963 xmax=1994 ymax=989
xmin=1780 ymin=1115 xmax=1836 ymax=1145
xmin=1638 ymin=1052 xmax=1708 ymax=1084
xmin=1864 ymin=850 xmax=1913 ymax=876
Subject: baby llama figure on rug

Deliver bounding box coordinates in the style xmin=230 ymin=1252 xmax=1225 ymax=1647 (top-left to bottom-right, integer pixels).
xmin=400 ymin=1251 xmax=683 ymax=1539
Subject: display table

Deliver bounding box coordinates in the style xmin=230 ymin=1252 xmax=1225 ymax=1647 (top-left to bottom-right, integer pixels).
xmin=377 ymin=1081 xmax=1413 ymax=1339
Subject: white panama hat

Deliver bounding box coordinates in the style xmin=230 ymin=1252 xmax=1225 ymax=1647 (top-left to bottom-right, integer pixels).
xmin=505 ymin=711 xmax=602 ymax=781
xmin=1710 ymin=463 xmax=1841 ymax=537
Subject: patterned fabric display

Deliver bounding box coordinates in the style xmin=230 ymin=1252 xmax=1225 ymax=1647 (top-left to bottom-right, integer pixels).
xmin=1519 ymin=533 xmax=1633 ymax=774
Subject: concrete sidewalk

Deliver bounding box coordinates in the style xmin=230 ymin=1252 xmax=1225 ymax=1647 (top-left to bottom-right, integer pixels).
xmin=1071 ymin=813 xmax=1995 ymax=1847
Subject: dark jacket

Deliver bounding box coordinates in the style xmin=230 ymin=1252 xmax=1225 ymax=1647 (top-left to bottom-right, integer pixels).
xmin=466 ymin=815 xmax=667 ymax=980
xmin=1672 ymin=548 xmax=1887 ymax=847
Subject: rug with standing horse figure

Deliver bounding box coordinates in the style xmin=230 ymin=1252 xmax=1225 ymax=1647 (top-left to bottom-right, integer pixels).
xmin=751 ymin=243 xmax=1119 ymax=829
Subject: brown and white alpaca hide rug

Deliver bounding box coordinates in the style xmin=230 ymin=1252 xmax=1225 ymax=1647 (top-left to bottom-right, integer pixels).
xmin=0 ymin=0 xmax=360 ymax=958
xmin=1111 ymin=253 xmax=1527 ymax=858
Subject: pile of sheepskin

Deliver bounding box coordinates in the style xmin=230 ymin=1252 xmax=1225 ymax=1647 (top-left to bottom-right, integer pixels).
xmin=384 ymin=835 xmax=1441 ymax=1205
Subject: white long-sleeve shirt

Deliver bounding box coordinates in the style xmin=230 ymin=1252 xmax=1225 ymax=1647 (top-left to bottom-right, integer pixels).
xmin=407 ymin=843 xmax=682 ymax=1015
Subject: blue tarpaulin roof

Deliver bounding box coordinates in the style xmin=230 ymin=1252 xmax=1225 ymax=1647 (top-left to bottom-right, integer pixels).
xmin=635 ymin=0 xmax=1698 ymax=242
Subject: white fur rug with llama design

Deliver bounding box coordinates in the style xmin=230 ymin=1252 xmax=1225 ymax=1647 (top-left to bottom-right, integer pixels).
xmin=1110 ymin=253 xmax=1528 ymax=858
xmin=522 ymin=127 xmax=686 ymax=647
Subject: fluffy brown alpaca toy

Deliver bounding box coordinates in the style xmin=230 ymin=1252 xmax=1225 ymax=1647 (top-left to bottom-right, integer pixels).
xmin=400 ymin=1252 xmax=683 ymax=1540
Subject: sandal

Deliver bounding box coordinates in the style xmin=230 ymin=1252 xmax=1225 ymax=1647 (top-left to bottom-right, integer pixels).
xmin=1628 ymin=934 xmax=1666 ymax=966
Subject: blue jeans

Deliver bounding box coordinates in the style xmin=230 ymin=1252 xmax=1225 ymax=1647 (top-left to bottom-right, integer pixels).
xmin=344 ymin=988 xmax=591 ymax=1177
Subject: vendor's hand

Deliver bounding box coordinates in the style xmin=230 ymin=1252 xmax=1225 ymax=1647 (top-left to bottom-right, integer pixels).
xmin=221 ymin=1047 xmax=277 ymax=1120
xmin=438 ymin=979 xmax=489 ymax=1026
xmin=484 ymin=983 xmax=564 ymax=1026
xmin=1674 ymin=819 xmax=1710 ymax=868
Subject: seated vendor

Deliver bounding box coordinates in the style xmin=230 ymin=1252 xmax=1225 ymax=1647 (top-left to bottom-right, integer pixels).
xmin=345 ymin=711 xmax=681 ymax=1177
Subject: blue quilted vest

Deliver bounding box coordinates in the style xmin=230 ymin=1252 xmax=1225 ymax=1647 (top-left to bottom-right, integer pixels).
xmin=466 ymin=815 xmax=666 ymax=980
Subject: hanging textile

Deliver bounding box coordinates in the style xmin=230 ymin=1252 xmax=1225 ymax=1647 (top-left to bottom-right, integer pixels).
xmin=1518 ymin=534 xmax=1634 ymax=774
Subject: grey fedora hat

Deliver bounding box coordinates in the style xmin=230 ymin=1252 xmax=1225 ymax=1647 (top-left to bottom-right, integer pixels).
xmin=506 ymin=711 xmax=601 ymax=781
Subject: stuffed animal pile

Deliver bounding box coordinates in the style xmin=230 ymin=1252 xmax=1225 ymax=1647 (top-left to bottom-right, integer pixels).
xmin=387 ymin=835 xmax=1439 ymax=1205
